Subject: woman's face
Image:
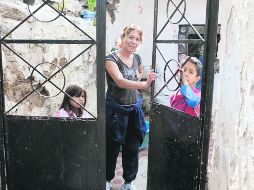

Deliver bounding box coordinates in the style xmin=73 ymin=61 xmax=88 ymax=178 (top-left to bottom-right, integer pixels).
xmin=69 ymin=92 xmax=85 ymax=109
xmin=122 ymin=30 xmax=141 ymax=53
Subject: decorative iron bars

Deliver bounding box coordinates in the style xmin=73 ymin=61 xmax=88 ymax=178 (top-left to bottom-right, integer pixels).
xmin=152 ymin=0 xmax=205 ymax=103
xmin=0 ymin=0 xmax=97 ymax=118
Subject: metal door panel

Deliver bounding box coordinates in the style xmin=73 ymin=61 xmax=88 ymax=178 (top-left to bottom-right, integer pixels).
xmin=6 ymin=116 xmax=98 ymax=190
xmin=148 ymin=0 xmax=220 ymax=189
xmin=0 ymin=1 xmax=106 ymax=189
xmin=148 ymin=103 xmax=200 ymax=190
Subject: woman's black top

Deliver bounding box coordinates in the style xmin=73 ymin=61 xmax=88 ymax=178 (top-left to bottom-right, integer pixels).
xmin=105 ymin=51 xmax=142 ymax=105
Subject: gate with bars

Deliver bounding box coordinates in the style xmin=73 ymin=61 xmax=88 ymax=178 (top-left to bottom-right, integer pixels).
xmin=0 ymin=0 xmax=219 ymax=190
xmin=147 ymin=0 xmax=219 ymax=189
xmin=0 ymin=0 xmax=106 ymax=189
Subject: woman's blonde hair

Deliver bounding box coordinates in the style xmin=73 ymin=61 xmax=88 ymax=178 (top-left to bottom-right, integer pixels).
xmin=120 ymin=24 xmax=143 ymax=42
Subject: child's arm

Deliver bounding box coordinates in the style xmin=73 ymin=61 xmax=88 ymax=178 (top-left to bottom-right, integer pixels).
xmin=180 ymin=85 xmax=200 ymax=108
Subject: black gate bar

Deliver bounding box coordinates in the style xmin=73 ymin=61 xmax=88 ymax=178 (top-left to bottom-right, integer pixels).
xmin=95 ymin=0 xmax=106 ymax=188
xmin=150 ymin=0 xmax=158 ymax=100
xmin=199 ymin=0 xmax=220 ymax=189
xmin=0 ymin=37 xmax=7 ymax=190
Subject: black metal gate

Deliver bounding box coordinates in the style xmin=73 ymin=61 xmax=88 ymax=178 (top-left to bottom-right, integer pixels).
xmin=148 ymin=0 xmax=219 ymax=190
xmin=0 ymin=0 xmax=106 ymax=190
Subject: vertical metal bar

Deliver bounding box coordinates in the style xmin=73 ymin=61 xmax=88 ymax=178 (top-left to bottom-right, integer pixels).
xmin=147 ymin=0 xmax=158 ymax=189
xmin=0 ymin=41 xmax=7 ymax=189
xmin=150 ymin=0 xmax=159 ymax=101
xmin=199 ymin=0 xmax=219 ymax=189
xmin=96 ymin=0 xmax=106 ymax=189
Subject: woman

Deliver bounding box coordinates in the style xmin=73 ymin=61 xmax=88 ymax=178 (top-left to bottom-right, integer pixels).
xmin=105 ymin=24 xmax=157 ymax=190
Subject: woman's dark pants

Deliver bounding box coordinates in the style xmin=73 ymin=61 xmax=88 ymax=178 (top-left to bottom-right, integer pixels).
xmin=106 ymin=112 xmax=140 ymax=183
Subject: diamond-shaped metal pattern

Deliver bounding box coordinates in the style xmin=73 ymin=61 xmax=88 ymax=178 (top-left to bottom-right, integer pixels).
xmin=0 ymin=0 xmax=96 ymax=118
xmin=152 ymin=0 xmax=205 ymax=100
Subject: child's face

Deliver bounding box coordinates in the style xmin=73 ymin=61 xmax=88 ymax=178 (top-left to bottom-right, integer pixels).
xmin=182 ymin=61 xmax=200 ymax=87
xmin=70 ymin=92 xmax=85 ymax=109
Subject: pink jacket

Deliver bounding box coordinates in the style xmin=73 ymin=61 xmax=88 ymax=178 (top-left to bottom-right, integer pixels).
xmin=56 ymin=108 xmax=92 ymax=118
xmin=170 ymin=85 xmax=201 ymax=116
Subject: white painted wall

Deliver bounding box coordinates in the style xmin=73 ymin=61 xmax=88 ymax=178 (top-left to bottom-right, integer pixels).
xmin=106 ymin=0 xmax=154 ymax=64
xmin=208 ymin=0 xmax=254 ymax=189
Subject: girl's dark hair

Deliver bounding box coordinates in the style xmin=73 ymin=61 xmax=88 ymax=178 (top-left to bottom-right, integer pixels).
xmin=59 ymin=85 xmax=87 ymax=117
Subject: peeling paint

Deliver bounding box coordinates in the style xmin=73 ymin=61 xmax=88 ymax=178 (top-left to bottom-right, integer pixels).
xmin=213 ymin=146 xmax=220 ymax=170
xmin=210 ymin=1 xmax=254 ymax=189
xmin=250 ymin=81 xmax=254 ymax=96
xmin=0 ymin=2 xmax=27 ymax=21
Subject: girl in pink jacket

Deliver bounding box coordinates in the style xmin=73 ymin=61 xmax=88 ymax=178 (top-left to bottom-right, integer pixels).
xmin=56 ymin=85 xmax=91 ymax=118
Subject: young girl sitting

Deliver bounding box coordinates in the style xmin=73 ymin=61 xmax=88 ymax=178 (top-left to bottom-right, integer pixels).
xmin=170 ymin=57 xmax=202 ymax=116
xmin=56 ymin=84 xmax=91 ymax=118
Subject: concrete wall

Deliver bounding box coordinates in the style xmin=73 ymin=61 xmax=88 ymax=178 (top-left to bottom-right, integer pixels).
xmin=208 ymin=0 xmax=254 ymax=189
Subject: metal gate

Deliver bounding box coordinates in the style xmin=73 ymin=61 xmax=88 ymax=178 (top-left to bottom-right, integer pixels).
xmin=0 ymin=0 xmax=106 ymax=190
xmin=148 ymin=0 xmax=219 ymax=189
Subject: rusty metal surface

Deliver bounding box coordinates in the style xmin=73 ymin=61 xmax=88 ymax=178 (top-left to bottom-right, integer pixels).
xmin=148 ymin=103 xmax=200 ymax=190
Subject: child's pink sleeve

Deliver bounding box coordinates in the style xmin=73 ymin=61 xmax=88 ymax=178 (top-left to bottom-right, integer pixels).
xmin=56 ymin=109 xmax=69 ymax=117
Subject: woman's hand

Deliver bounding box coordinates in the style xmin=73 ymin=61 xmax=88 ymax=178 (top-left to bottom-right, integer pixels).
xmin=145 ymin=70 xmax=157 ymax=89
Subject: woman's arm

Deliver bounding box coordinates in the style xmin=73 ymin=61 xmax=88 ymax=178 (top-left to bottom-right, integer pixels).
xmin=105 ymin=60 xmax=156 ymax=90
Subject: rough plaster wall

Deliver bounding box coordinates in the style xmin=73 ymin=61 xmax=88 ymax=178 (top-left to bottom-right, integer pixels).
xmin=208 ymin=0 xmax=254 ymax=189
xmin=0 ymin=0 xmax=97 ymax=116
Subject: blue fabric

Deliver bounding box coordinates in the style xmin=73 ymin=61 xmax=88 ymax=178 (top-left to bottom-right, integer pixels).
xmin=180 ymin=85 xmax=200 ymax=108
xmin=133 ymin=97 xmax=146 ymax=134
xmin=106 ymin=95 xmax=146 ymax=143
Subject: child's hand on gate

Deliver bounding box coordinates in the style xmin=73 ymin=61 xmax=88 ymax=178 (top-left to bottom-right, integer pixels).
xmin=178 ymin=68 xmax=188 ymax=85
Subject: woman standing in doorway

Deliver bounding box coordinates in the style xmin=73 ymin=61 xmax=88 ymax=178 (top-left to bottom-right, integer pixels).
xmin=105 ymin=24 xmax=157 ymax=190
